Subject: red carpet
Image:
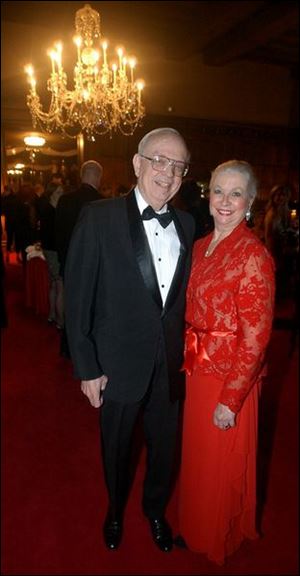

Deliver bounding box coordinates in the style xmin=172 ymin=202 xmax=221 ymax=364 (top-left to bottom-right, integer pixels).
xmin=1 ymin=257 xmax=298 ymax=575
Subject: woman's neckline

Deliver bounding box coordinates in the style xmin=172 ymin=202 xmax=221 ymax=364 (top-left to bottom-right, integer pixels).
xmin=204 ymin=228 xmax=234 ymax=257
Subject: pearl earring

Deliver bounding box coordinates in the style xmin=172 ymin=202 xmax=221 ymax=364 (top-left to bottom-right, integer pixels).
xmin=245 ymin=207 xmax=251 ymax=221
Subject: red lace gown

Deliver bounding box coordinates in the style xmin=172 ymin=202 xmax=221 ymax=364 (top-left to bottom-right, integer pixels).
xmin=178 ymin=221 xmax=275 ymax=565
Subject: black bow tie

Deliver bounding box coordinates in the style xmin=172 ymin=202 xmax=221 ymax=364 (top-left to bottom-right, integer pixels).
xmin=142 ymin=205 xmax=173 ymax=228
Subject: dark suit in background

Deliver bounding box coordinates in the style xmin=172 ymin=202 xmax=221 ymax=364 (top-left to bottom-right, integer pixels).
xmin=56 ymin=174 xmax=103 ymax=277
xmin=55 ymin=160 xmax=103 ymax=355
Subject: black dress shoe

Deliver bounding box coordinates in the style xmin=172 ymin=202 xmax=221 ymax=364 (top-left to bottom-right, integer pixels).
xmin=103 ymin=513 xmax=122 ymax=550
xmin=174 ymin=534 xmax=187 ymax=548
xmin=148 ymin=517 xmax=173 ymax=552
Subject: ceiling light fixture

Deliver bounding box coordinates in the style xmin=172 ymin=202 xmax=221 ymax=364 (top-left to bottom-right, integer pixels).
xmin=24 ymin=3 xmax=145 ymax=140
xmin=24 ymin=135 xmax=46 ymax=147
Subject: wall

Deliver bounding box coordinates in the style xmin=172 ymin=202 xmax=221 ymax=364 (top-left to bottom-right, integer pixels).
xmin=84 ymin=115 xmax=298 ymax=201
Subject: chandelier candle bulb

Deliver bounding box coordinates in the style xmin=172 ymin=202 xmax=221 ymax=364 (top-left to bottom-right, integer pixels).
xmin=48 ymin=51 xmax=55 ymax=75
xmin=74 ymin=36 xmax=82 ymax=61
xmin=55 ymin=43 xmax=62 ymax=72
xmin=112 ymin=63 xmax=117 ymax=87
xmin=117 ymin=47 xmax=123 ymax=71
xmin=102 ymin=40 xmax=108 ymax=67
xmin=129 ymin=58 xmax=136 ymax=84
xmin=24 ymin=3 xmax=145 ymax=139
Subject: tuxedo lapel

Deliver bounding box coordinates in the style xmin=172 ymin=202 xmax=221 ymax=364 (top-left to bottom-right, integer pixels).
xmin=126 ymin=191 xmax=162 ymax=309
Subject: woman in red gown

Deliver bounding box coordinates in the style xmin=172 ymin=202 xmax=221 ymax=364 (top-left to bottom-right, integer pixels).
xmin=178 ymin=160 xmax=275 ymax=565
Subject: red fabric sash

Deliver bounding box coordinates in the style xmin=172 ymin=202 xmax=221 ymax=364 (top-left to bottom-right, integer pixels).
xmin=181 ymin=325 xmax=235 ymax=376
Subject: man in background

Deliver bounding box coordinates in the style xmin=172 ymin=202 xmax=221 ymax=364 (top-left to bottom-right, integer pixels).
xmin=55 ymin=160 xmax=103 ymax=356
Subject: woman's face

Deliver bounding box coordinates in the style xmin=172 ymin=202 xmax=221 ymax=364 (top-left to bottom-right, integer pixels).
xmin=274 ymin=190 xmax=288 ymax=206
xmin=209 ymin=170 xmax=251 ymax=231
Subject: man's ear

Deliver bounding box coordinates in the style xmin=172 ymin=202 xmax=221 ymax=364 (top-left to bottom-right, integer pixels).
xmin=133 ymin=153 xmax=141 ymax=177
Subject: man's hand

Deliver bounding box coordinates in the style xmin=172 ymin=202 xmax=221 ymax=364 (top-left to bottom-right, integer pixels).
xmin=81 ymin=375 xmax=108 ymax=408
xmin=213 ymin=402 xmax=236 ymax=431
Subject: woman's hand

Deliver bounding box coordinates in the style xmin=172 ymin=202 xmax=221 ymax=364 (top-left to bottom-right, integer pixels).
xmin=213 ymin=402 xmax=236 ymax=431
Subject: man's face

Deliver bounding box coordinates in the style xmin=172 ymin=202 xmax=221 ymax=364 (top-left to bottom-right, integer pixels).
xmin=133 ymin=134 xmax=189 ymax=210
xmin=52 ymin=175 xmax=62 ymax=187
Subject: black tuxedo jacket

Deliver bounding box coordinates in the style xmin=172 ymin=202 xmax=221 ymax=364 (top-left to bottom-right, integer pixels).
xmin=64 ymin=190 xmax=195 ymax=402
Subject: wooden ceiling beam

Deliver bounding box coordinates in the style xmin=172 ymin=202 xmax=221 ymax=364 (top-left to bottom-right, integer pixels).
xmin=202 ymin=2 xmax=299 ymax=66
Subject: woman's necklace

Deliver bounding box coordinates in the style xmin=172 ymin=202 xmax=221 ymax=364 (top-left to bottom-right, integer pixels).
xmin=205 ymin=235 xmax=226 ymax=257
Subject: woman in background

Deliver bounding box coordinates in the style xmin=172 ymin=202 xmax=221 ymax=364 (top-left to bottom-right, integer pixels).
xmin=264 ymin=184 xmax=293 ymax=298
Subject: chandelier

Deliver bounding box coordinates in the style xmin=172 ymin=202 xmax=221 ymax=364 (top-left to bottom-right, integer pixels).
xmin=24 ymin=3 xmax=145 ymax=140
xmin=23 ymin=134 xmax=46 ymax=166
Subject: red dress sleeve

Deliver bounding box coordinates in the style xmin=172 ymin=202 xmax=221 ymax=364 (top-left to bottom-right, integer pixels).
xmin=219 ymin=247 xmax=275 ymax=412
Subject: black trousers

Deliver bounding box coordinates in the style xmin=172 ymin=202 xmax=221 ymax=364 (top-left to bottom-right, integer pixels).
xmin=100 ymin=346 xmax=179 ymax=520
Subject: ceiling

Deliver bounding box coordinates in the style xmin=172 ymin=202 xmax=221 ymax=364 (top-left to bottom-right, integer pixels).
xmin=2 ymin=0 xmax=299 ymax=163
xmin=2 ymin=1 xmax=299 ymax=69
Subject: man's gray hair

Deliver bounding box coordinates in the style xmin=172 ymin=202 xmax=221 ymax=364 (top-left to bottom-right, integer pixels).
xmin=138 ymin=128 xmax=190 ymax=161
xmin=80 ymin=160 xmax=103 ymax=188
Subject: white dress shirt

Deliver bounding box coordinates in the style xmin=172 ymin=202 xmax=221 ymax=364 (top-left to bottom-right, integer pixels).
xmin=135 ymin=188 xmax=180 ymax=306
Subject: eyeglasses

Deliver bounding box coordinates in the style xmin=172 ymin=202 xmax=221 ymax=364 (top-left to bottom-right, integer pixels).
xmin=139 ymin=154 xmax=189 ymax=178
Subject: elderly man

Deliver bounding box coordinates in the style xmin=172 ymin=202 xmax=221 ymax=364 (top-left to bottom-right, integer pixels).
xmin=64 ymin=128 xmax=194 ymax=552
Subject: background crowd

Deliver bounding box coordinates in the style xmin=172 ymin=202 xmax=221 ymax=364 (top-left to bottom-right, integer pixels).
xmin=0 ymin=148 xmax=299 ymax=566
xmin=1 ymin=167 xmax=299 ymax=320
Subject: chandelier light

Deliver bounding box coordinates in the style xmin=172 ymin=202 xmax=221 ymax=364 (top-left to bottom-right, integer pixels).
xmin=24 ymin=3 xmax=145 ymax=140
xmin=24 ymin=135 xmax=46 ymax=147
xmin=23 ymin=134 xmax=46 ymax=166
